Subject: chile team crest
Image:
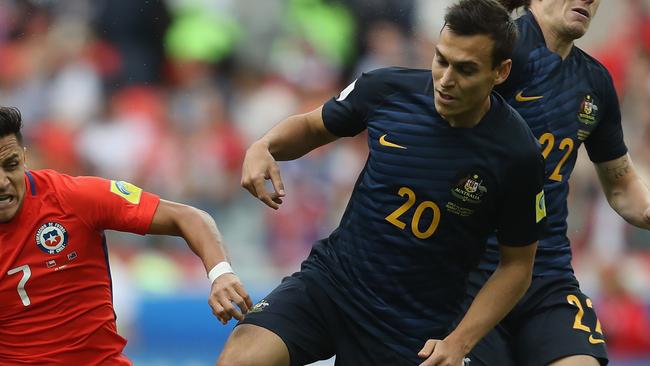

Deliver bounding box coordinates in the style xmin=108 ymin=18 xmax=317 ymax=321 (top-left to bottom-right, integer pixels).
xmin=35 ymin=222 xmax=69 ymax=254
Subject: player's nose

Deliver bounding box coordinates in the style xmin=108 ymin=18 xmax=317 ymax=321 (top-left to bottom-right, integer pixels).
xmin=439 ymin=67 xmax=456 ymax=88
xmin=0 ymin=170 xmax=10 ymax=190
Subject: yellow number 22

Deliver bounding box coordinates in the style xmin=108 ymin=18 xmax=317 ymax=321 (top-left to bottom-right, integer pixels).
xmin=539 ymin=132 xmax=574 ymax=182
xmin=566 ymin=294 xmax=605 ymax=345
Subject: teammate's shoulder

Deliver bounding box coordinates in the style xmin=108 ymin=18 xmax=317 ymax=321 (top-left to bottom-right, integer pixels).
xmin=572 ymin=47 xmax=615 ymax=82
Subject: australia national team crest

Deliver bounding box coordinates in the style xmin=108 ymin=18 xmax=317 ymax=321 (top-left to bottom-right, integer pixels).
xmin=452 ymin=173 xmax=488 ymax=204
xmin=447 ymin=172 xmax=489 ymax=217
xmin=35 ymin=222 xmax=69 ymax=254
xmin=577 ymin=94 xmax=599 ymax=141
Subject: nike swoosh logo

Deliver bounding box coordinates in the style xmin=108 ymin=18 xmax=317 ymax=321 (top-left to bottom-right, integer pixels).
xmin=515 ymin=91 xmax=544 ymax=102
xmin=588 ymin=335 xmax=605 ymax=344
xmin=379 ymin=134 xmax=406 ymax=149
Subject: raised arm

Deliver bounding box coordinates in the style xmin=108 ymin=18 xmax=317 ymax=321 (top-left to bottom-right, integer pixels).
xmin=595 ymin=153 xmax=650 ymax=229
xmin=241 ymin=106 xmax=339 ymax=209
xmin=148 ymin=199 xmax=253 ymax=325
xmin=418 ymin=243 xmax=536 ymax=366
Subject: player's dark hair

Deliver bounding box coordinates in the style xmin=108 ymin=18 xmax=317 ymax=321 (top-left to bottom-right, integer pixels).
xmin=0 ymin=107 xmax=24 ymax=145
xmin=497 ymin=0 xmax=531 ymax=12
xmin=444 ymin=0 xmax=518 ymax=67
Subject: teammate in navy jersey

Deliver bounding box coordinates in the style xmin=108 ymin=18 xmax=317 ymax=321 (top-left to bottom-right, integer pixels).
xmin=463 ymin=1 xmax=650 ymax=366
xmin=218 ymin=1 xmax=545 ymax=365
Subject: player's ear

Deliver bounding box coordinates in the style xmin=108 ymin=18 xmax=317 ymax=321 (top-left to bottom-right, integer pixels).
xmin=22 ymin=146 xmax=27 ymax=168
xmin=494 ymin=58 xmax=512 ymax=85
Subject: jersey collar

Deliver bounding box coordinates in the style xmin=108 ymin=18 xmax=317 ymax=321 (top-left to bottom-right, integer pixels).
xmin=26 ymin=170 xmax=37 ymax=196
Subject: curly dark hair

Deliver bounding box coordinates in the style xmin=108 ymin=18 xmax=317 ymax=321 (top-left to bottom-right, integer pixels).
xmin=0 ymin=107 xmax=24 ymax=145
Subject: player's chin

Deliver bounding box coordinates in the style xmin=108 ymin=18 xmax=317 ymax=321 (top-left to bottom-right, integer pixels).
xmin=0 ymin=207 xmax=18 ymax=223
xmin=434 ymin=100 xmax=456 ymax=117
xmin=565 ymin=24 xmax=588 ymax=39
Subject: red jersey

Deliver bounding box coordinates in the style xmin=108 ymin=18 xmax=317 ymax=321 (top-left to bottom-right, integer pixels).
xmin=0 ymin=169 xmax=160 ymax=365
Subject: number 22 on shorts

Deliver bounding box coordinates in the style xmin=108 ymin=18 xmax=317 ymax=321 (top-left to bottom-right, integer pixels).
xmin=566 ymin=294 xmax=605 ymax=344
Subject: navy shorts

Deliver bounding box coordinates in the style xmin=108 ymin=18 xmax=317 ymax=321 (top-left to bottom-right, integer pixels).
xmin=238 ymin=272 xmax=413 ymax=366
xmin=463 ymin=270 xmax=608 ymax=366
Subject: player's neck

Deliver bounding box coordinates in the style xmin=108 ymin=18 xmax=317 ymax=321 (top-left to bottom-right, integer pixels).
xmin=530 ymin=10 xmax=574 ymax=59
xmin=541 ymin=29 xmax=574 ymax=59
xmin=445 ymin=97 xmax=490 ymax=129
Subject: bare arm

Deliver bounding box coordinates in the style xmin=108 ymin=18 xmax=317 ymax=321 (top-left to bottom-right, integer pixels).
xmin=260 ymin=106 xmax=339 ymax=161
xmin=148 ymin=199 xmax=253 ymax=324
xmin=148 ymin=199 xmax=226 ymax=270
xmin=595 ymin=154 xmax=650 ymax=229
xmin=241 ymin=106 xmax=339 ymax=209
xmin=418 ymin=243 xmax=536 ymax=366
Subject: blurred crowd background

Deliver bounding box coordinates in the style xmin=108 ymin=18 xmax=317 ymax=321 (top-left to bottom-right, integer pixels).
xmin=2 ymin=0 xmax=650 ymax=365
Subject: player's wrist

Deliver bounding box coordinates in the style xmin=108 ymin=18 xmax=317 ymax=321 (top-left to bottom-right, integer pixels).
xmin=251 ymin=139 xmax=271 ymax=152
xmin=208 ymin=261 xmax=234 ymax=283
xmin=444 ymin=332 xmax=474 ymax=356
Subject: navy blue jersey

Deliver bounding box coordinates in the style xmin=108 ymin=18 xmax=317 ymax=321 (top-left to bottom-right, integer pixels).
xmin=479 ymin=11 xmax=628 ymax=277
xmin=303 ymin=67 xmax=545 ymax=362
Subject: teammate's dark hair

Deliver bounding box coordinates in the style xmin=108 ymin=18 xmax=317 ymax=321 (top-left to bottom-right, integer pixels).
xmin=497 ymin=0 xmax=531 ymax=12
xmin=444 ymin=0 xmax=518 ymax=67
xmin=0 ymin=107 xmax=23 ymax=145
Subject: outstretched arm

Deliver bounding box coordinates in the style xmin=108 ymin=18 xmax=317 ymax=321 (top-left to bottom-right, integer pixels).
xmin=596 ymin=154 xmax=650 ymax=229
xmin=418 ymin=243 xmax=536 ymax=366
xmin=148 ymin=199 xmax=252 ymax=325
xmin=241 ymin=106 xmax=339 ymax=209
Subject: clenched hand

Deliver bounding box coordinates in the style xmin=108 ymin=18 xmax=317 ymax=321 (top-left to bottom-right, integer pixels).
xmin=241 ymin=142 xmax=286 ymax=210
xmin=208 ymin=273 xmax=253 ymax=325
xmin=418 ymin=339 xmax=467 ymax=366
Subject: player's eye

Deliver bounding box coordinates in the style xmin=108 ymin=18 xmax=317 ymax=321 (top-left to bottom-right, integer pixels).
xmin=5 ymin=161 xmax=19 ymax=170
xmin=458 ymin=67 xmax=476 ymax=75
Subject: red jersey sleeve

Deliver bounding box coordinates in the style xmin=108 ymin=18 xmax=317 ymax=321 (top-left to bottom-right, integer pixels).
xmin=52 ymin=173 xmax=160 ymax=234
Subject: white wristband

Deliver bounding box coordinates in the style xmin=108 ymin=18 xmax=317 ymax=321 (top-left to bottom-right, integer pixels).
xmin=208 ymin=261 xmax=234 ymax=284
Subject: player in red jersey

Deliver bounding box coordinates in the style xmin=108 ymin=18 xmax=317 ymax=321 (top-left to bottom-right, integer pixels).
xmin=0 ymin=106 xmax=253 ymax=365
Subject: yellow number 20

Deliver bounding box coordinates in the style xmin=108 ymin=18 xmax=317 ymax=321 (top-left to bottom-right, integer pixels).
xmin=385 ymin=187 xmax=441 ymax=239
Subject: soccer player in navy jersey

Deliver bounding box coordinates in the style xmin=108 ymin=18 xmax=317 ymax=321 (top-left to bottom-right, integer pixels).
xmin=462 ymin=1 xmax=650 ymax=366
xmin=218 ymin=0 xmax=546 ymax=365
xmin=0 ymin=106 xmax=252 ymax=365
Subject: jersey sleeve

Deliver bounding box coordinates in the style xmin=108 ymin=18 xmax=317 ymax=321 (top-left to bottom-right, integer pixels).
xmin=583 ymin=73 xmax=628 ymax=163
xmin=322 ymin=68 xmax=390 ymax=137
xmin=495 ymin=146 xmax=546 ymax=246
xmin=54 ymin=174 xmax=160 ymax=234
